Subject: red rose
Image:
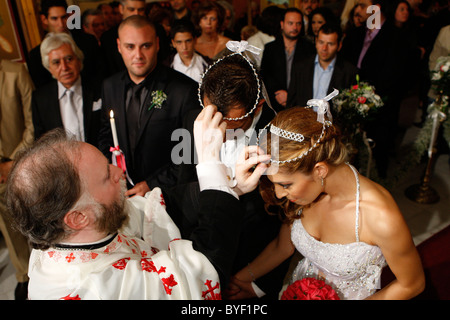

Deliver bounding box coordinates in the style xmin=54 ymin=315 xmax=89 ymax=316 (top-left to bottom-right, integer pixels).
xmin=352 ymin=85 xmax=359 ymax=90
xmin=281 ymin=278 xmax=340 ymax=300
xmin=357 ymin=96 xmax=367 ymax=104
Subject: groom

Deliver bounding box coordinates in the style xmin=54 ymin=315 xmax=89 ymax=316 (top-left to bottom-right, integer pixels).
xmin=98 ymin=15 xmax=200 ymax=197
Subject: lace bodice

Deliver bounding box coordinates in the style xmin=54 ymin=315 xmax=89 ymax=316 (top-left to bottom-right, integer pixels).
xmin=290 ymin=164 xmax=386 ymax=300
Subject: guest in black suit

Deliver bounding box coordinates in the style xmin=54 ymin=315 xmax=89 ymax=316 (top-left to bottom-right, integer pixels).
xmin=99 ymin=0 xmax=146 ymax=77
xmin=98 ymin=16 xmax=200 ymax=198
xmin=340 ymin=0 xmax=409 ymax=178
xmin=31 ymin=33 xmax=102 ymax=147
xmin=28 ymin=0 xmax=104 ymax=89
xmin=172 ymin=51 xmax=291 ymax=300
xmin=260 ymin=8 xmax=315 ymax=112
xmin=100 ymin=0 xmax=170 ymax=77
xmin=287 ymin=23 xmax=358 ymax=108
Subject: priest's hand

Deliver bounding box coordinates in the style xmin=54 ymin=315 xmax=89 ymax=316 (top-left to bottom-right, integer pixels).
xmin=224 ymin=276 xmax=257 ymax=300
xmin=234 ymin=146 xmax=270 ymax=195
xmin=125 ymin=181 xmax=150 ymax=197
xmin=193 ymin=105 xmax=227 ymax=163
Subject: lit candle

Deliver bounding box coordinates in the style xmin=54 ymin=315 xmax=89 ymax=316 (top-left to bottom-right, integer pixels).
xmin=110 ymin=110 xmax=119 ymax=148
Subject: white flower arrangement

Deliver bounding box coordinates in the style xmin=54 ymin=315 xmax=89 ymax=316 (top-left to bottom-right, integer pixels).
xmin=431 ymin=55 xmax=450 ymax=96
xmin=148 ymin=90 xmax=167 ymax=111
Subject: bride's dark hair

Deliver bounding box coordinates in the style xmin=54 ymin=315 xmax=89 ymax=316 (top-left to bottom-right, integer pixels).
xmin=259 ymin=107 xmax=349 ymax=224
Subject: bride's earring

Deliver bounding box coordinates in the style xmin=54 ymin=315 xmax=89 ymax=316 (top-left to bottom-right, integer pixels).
xmin=321 ymin=177 xmax=324 ymax=187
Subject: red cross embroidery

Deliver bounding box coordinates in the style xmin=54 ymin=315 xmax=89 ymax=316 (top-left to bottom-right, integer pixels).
xmin=65 ymin=253 xmax=75 ymax=263
xmin=162 ymin=274 xmax=177 ymax=295
xmin=141 ymin=258 xmax=166 ymax=274
xmin=160 ymin=194 xmax=166 ymax=207
xmin=202 ymin=280 xmax=221 ymax=300
xmin=112 ymin=257 xmax=130 ymax=270
xmin=61 ymin=294 xmax=81 ymax=300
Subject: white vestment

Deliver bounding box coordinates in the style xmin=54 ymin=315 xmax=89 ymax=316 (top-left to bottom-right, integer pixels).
xmin=27 ymin=188 xmax=222 ymax=300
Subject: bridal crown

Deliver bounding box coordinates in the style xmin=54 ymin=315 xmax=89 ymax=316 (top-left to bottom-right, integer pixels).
xmin=258 ymin=90 xmax=339 ymax=164
xmin=198 ymin=41 xmax=262 ymax=121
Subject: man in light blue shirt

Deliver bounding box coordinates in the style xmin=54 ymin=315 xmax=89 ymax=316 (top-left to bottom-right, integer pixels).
xmin=313 ymin=24 xmax=341 ymax=99
xmin=313 ymin=53 xmax=336 ymax=100
xmin=287 ymin=23 xmax=357 ymax=109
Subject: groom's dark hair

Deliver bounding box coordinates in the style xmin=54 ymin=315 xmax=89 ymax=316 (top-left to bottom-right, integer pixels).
xmin=199 ymin=54 xmax=260 ymax=117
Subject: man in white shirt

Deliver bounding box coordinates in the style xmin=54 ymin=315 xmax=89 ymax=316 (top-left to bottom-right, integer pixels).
xmin=169 ymin=21 xmax=208 ymax=83
xmin=31 ymin=32 xmax=102 ymax=147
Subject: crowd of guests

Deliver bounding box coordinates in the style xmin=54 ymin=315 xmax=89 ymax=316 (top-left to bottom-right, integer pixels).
xmin=0 ymin=0 xmax=448 ymax=300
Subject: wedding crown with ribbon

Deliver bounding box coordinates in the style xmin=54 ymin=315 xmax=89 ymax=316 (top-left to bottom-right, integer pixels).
xmin=258 ymin=89 xmax=339 ymax=164
xmin=198 ymin=40 xmax=272 ymax=121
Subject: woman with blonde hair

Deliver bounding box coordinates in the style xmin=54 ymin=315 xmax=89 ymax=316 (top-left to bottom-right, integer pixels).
xmin=225 ymin=95 xmax=425 ymax=300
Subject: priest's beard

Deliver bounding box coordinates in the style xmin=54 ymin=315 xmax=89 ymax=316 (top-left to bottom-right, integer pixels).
xmin=94 ymin=179 xmax=128 ymax=235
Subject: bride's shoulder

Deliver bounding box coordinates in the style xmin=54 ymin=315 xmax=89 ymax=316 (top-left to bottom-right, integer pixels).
xmin=360 ymin=175 xmax=396 ymax=207
xmin=359 ymin=177 xmax=406 ymax=237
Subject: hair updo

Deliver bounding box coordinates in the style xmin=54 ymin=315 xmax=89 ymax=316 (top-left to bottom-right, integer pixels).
xmin=259 ymin=107 xmax=349 ymax=224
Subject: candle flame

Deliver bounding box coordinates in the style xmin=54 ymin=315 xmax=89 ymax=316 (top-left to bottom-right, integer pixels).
xmin=110 ymin=110 xmax=114 ymax=118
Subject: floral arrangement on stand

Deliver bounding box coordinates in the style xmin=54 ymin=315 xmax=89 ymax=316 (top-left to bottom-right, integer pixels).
xmin=331 ymin=75 xmax=384 ymax=177
xmin=428 ymin=55 xmax=449 ymax=149
xmin=281 ymin=278 xmax=340 ymax=300
xmin=431 ymin=55 xmax=450 ymax=98
xmin=381 ymin=55 xmax=449 ymax=188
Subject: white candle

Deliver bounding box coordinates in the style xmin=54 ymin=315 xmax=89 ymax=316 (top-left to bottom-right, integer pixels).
xmin=110 ymin=110 xmax=119 ymax=148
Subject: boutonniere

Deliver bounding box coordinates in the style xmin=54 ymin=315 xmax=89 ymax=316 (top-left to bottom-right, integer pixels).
xmin=148 ymin=90 xmax=167 ymax=111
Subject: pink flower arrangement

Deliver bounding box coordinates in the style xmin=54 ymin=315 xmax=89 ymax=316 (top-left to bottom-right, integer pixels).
xmin=281 ymin=278 xmax=340 ymax=300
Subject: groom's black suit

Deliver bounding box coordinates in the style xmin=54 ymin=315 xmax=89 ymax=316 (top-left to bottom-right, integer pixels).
xmin=98 ymin=64 xmax=201 ymax=189
xmin=167 ymin=105 xmax=291 ymax=299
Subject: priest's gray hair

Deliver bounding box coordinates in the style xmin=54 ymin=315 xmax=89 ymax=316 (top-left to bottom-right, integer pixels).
xmin=5 ymin=129 xmax=85 ymax=249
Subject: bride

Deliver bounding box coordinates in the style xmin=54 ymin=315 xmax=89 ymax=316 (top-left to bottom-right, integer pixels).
xmin=219 ymin=102 xmax=425 ymax=300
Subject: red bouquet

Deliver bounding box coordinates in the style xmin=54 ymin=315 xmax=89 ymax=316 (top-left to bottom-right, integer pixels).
xmin=281 ymin=278 xmax=340 ymax=300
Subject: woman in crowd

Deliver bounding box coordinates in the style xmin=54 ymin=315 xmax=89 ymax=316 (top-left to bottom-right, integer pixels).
xmin=226 ymin=105 xmax=425 ymax=300
xmin=392 ymin=0 xmax=413 ymax=28
xmin=193 ymin=0 xmax=230 ymax=60
xmin=306 ymin=7 xmax=339 ymax=43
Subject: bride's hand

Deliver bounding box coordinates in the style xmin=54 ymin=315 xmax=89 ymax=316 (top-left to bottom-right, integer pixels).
xmin=234 ymin=146 xmax=271 ymax=195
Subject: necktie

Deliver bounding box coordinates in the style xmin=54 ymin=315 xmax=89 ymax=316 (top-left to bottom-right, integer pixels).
xmin=65 ymin=89 xmax=81 ymax=140
xmin=127 ymin=85 xmax=142 ymax=153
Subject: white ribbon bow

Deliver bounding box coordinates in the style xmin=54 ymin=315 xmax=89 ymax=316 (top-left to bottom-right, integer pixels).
xmin=306 ymin=89 xmax=339 ymax=124
xmin=226 ymin=40 xmax=262 ymax=56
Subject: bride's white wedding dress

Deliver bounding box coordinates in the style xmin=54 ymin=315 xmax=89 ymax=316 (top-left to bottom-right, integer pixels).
xmin=290 ymin=164 xmax=387 ymax=300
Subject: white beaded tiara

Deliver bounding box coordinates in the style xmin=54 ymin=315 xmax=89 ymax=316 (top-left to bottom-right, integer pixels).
xmin=198 ymin=41 xmax=262 ymax=121
xmin=257 ymin=89 xmax=339 ymax=164
xmin=270 ymin=125 xmax=305 ymax=143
